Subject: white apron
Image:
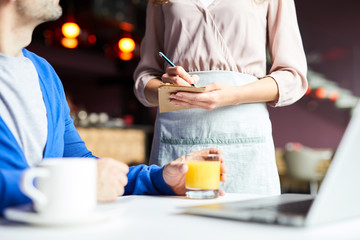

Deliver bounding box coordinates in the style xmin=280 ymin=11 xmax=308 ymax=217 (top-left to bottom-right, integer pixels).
xmin=150 ymin=70 xmax=280 ymax=195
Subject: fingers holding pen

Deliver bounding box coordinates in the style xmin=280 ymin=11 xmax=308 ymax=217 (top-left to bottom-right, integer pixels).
xmin=162 ymin=66 xmax=199 ymax=86
xmin=162 ymin=72 xmax=190 ymax=86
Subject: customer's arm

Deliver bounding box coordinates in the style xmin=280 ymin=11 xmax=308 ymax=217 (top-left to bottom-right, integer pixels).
xmin=0 ymin=121 xmax=31 ymax=215
xmin=62 ymin=95 xmax=94 ymax=158
xmin=125 ymin=148 xmax=226 ymax=196
xmin=124 ymin=165 xmax=176 ymax=195
xmin=0 ymin=169 xmax=31 ymax=216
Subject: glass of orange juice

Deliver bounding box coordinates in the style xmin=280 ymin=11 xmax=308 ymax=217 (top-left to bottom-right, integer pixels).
xmin=185 ymin=153 xmax=220 ymax=199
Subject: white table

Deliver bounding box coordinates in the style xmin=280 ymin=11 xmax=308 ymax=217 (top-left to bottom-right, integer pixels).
xmin=1 ymin=194 xmax=360 ymax=240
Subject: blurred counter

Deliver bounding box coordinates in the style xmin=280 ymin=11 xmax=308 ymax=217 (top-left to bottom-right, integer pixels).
xmin=76 ymin=125 xmax=153 ymax=165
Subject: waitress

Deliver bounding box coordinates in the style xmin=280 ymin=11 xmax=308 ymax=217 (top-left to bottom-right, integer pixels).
xmin=133 ymin=0 xmax=308 ymax=195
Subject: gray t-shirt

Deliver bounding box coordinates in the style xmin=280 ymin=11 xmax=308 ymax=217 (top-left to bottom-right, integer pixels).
xmin=0 ymin=52 xmax=47 ymax=166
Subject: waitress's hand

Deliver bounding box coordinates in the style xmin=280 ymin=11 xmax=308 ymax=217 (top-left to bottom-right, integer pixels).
xmin=162 ymin=148 xmax=227 ymax=196
xmin=169 ymin=82 xmax=235 ymax=110
xmin=161 ymin=66 xmax=199 ymax=86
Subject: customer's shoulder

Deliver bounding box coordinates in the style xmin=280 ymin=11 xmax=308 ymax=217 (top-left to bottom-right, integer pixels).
xmin=22 ymin=48 xmax=51 ymax=67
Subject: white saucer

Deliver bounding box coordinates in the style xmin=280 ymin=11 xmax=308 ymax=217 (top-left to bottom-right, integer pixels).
xmin=4 ymin=204 xmax=114 ymax=227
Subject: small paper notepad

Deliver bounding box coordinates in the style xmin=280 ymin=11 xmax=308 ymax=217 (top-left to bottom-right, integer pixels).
xmin=158 ymin=84 xmax=206 ymax=113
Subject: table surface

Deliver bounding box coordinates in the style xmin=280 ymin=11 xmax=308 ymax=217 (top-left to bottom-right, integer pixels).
xmin=1 ymin=194 xmax=360 ymax=240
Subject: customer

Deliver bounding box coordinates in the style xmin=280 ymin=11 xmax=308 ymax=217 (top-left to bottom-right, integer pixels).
xmin=134 ymin=0 xmax=308 ymax=194
xmin=0 ymin=0 xmax=226 ymax=215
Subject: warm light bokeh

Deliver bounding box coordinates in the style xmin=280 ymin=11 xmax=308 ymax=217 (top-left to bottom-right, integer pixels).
xmin=118 ymin=52 xmax=133 ymax=61
xmin=118 ymin=38 xmax=135 ymax=53
xmin=62 ymin=22 xmax=80 ymax=39
xmin=61 ymin=38 xmax=78 ymax=49
xmin=315 ymin=87 xmax=327 ymax=99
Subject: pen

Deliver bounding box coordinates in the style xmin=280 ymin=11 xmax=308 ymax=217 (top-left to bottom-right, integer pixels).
xmin=158 ymin=51 xmax=196 ymax=87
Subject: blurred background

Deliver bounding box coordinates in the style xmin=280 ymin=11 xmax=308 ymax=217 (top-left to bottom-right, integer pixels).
xmin=27 ymin=0 xmax=360 ymax=193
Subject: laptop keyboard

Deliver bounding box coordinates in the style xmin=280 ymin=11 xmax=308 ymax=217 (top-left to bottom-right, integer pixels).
xmin=235 ymin=199 xmax=314 ymax=226
xmin=269 ymin=199 xmax=314 ymax=215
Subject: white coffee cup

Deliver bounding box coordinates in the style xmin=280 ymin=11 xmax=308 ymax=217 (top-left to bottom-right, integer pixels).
xmin=20 ymin=158 xmax=97 ymax=220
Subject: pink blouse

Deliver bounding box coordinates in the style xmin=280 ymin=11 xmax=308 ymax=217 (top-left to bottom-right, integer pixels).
xmin=133 ymin=0 xmax=308 ymax=107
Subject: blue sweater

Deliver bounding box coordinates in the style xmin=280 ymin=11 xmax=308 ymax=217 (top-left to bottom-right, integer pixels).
xmin=0 ymin=49 xmax=174 ymax=215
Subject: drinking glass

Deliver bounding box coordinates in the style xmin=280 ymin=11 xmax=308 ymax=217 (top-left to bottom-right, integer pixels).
xmin=185 ymin=153 xmax=220 ymax=199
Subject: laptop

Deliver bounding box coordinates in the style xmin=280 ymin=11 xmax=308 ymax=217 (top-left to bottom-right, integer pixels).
xmin=184 ymin=102 xmax=360 ymax=227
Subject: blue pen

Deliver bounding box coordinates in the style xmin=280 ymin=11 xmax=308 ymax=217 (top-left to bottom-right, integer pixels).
xmin=158 ymin=52 xmax=196 ymax=87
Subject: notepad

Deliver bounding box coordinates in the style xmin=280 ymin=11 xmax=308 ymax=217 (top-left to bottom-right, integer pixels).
xmin=158 ymin=84 xmax=206 ymax=113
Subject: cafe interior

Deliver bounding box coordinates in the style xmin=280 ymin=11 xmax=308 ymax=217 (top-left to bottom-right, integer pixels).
xmin=26 ymin=0 xmax=360 ymax=195
xmin=2 ymin=0 xmax=360 ymax=238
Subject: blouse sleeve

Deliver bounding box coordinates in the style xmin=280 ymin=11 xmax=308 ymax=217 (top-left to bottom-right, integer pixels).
xmin=133 ymin=3 xmax=165 ymax=107
xmin=267 ymin=0 xmax=308 ymax=107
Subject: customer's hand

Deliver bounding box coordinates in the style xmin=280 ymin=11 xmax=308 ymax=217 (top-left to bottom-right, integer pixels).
xmin=169 ymin=82 xmax=235 ymax=110
xmin=161 ymin=66 xmax=199 ymax=86
xmin=162 ymin=148 xmax=227 ymax=195
xmin=96 ymin=158 xmax=129 ymax=202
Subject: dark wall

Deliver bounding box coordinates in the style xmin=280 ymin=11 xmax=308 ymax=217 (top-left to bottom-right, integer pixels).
xmin=269 ymin=102 xmax=347 ymax=149
xmin=295 ymin=0 xmax=360 ymax=95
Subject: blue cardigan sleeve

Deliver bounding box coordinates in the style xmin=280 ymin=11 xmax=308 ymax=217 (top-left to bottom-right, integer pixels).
xmin=0 ymin=117 xmax=32 ymax=215
xmin=62 ymin=112 xmax=94 ymax=158
xmin=125 ymin=165 xmax=175 ymax=195
xmin=0 ymin=169 xmax=31 ymax=214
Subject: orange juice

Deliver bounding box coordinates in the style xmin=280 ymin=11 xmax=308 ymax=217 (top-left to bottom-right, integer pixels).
xmin=185 ymin=160 xmax=220 ymax=190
